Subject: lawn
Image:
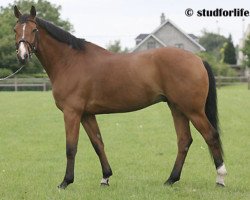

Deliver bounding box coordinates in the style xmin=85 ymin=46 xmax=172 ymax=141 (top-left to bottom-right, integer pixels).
xmin=0 ymin=84 xmax=249 ymax=199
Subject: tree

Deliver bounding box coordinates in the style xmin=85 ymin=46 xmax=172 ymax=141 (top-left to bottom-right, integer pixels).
xmin=197 ymin=51 xmax=236 ymax=77
xmin=222 ymin=34 xmax=237 ymax=64
xmin=199 ymin=30 xmax=228 ymax=61
xmin=198 ymin=30 xmax=236 ymax=77
xmin=0 ymin=0 xmax=73 ymax=77
xmin=242 ymin=34 xmax=250 ymax=68
xmin=106 ymin=40 xmax=129 ymax=53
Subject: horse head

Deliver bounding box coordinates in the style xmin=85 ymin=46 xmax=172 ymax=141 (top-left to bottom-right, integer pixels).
xmin=13 ymin=6 xmax=38 ymax=64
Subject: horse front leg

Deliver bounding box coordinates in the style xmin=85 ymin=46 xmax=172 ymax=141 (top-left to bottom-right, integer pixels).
xmin=81 ymin=114 xmax=112 ymax=186
xmin=58 ymin=109 xmax=81 ymax=189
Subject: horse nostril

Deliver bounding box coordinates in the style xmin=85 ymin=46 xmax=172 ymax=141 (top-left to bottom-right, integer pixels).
xmin=19 ymin=58 xmax=26 ymax=64
xmin=24 ymin=53 xmax=28 ymax=59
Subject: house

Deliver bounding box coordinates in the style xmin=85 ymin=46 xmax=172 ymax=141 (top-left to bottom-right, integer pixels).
xmin=238 ymin=23 xmax=250 ymax=76
xmin=132 ymin=13 xmax=205 ymax=53
xmin=238 ymin=24 xmax=250 ymax=65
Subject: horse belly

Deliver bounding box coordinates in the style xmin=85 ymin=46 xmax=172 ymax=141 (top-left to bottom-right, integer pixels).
xmin=84 ymin=53 xmax=165 ymax=114
xmin=85 ymin=80 xmax=162 ymax=114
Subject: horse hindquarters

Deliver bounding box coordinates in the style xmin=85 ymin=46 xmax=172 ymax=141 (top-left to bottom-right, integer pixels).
xmin=195 ymin=61 xmax=227 ymax=186
xmin=164 ymin=60 xmax=227 ymax=186
xmin=186 ymin=61 xmax=227 ymax=186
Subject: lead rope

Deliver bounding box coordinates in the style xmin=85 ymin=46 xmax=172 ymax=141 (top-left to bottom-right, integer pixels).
xmin=0 ymin=65 xmax=25 ymax=81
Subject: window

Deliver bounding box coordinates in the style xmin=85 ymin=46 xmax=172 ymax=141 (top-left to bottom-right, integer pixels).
xmin=175 ymin=43 xmax=184 ymax=49
xmin=147 ymin=41 xmax=156 ymax=49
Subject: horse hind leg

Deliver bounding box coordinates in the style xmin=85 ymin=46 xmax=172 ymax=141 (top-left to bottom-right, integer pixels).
xmin=189 ymin=112 xmax=227 ymax=186
xmin=165 ymin=105 xmax=193 ymax=185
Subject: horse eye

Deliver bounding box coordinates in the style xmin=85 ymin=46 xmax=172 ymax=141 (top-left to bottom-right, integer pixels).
xmin=32 ymin=28 xmax=38 ymax=33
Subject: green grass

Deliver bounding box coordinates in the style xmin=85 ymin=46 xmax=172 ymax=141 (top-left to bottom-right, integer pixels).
xmin=0 ymin=84 xmax=250 ymax=199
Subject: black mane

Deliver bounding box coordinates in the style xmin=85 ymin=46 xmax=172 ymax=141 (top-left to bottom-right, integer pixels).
xmin=35 ymin=17 xmax=85 ymax=50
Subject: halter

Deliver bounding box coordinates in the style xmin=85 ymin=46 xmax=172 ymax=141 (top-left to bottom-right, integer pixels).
xmin=16 ymin=36 xmax=38 ymax=56
xmin=15 ymin=19 xmax=39 ymax=56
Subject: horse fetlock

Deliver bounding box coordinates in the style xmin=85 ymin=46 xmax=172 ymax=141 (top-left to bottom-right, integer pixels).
xmin=164 ymin=176 xmax=180 ymax=186
xmin=58 ymin=177 xmax=74 ymax=189
xmin=103 ymin=168 xmax=113 ymax=178
xmin=100 ymin=169 xmax=112 ymax=186
xmin=216 ymin=163 xmax=227 ymax=186
xmin=100 ymin=177 xmax=110 ymax=186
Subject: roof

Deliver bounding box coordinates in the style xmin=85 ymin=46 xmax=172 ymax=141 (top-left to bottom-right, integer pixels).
xmin=133 ymin=19 xmax=205 ymax=52
xmin=135 ymin=34 xmax=149 ymax=40
xmin=188 ymin=34 xmax=199 ymax=41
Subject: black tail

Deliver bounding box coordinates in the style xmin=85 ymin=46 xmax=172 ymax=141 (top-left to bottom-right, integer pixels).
xmin=203 ymin=61 xmax=223 ymax=154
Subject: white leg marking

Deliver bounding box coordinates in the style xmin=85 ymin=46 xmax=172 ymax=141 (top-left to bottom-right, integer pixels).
xmin=100 ymin=177 xmax=109 ymax=185
xmin=216 ymin=163 xmax=227 ymax=186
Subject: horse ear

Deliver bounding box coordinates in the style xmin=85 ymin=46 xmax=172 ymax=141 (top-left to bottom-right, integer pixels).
xmin=30 ymin=6 xmax=36 ymax=18
xmin=14 ymin=5 xmax=22 ymax=19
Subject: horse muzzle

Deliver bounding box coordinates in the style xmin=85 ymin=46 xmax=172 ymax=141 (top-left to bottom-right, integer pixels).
xmin=16 ymin=42 xmax=30 ymax=64
xmin=16 ymin=50 xmax=29 ymax=64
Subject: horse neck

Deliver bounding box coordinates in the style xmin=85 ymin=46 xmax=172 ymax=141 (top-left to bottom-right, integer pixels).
xmin=84 ymin=42 xmax=113 ymax=58
xmin=35 ymin=28 xmax=112 ymax=82
xmin=34 ymin=27 xmax=76 ymax=81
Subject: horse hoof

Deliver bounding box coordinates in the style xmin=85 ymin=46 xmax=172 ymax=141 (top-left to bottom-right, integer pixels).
xmin=100 ymin=177 xmax=109 ymax=186
xmin=100 ymin=182 xmax=110 ymax=187
xmin=164 ymin=179 xmax=174 ymax=186
xmin=57 ymin=182 xmax=68 ymax=190
xmin=216 ymin=182 xmax=225 ymax=187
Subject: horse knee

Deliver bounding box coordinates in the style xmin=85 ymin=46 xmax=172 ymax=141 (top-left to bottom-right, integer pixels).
xmin=66 ymin=145 xmax=77 ymax=159
xmin=185 ymin=138 xmax=193 ymax=151
xmin=91 ymin=140 xmax=104 ymax=156
xmin=186 ymin=137 xmax=193 ymax=147
xmin=178 ymin=137 xmax=193 ymax=153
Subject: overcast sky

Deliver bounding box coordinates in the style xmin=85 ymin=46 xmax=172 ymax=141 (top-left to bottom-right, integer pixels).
xmin=1 ymin=0 xmax=250 ymax=49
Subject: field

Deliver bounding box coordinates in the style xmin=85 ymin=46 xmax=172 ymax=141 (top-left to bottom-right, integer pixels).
xmin=0 ymin=84 xmax=249 ymax=200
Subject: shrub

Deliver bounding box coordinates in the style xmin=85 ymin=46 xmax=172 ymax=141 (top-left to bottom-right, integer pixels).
xmin=0 ymin=68 xmax=12 ymax=78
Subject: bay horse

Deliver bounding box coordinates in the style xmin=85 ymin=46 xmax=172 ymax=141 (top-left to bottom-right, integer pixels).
xmin=13 ymin=6 xmax=227 ymax=189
